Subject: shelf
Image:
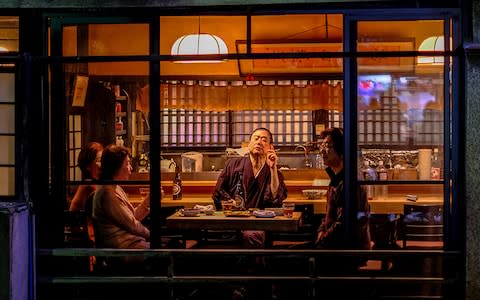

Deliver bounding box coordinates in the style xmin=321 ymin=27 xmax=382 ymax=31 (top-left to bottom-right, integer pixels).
xmin=115 ymin=112 xmax=127 ymax=117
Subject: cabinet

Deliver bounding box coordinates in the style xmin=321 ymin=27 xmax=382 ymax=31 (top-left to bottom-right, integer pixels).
xmin=84 ymin=81 xmax=115 ymax=147
xmin=83 ymin=82 xmax=132 ymax=148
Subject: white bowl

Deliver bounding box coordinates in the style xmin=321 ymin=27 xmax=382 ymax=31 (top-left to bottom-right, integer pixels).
xmin=302 ymin=189 xmax=327 ymax=200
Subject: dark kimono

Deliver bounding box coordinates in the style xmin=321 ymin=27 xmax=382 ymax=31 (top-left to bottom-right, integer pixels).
xmin=212 ymin=156 xmax=288 ymax=210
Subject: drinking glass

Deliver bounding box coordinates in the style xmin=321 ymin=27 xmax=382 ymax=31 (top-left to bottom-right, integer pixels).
xmin=139 ymin=187 xmax=150 ymax=201
xmin=282 ymin=203 xmax=295 ymax=218
xmin=221 ymin=200 xmax=234 ymax=212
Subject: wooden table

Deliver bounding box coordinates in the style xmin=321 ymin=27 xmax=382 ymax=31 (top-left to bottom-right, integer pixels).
xmin=166 ymin=211 xmax=302 ymax=232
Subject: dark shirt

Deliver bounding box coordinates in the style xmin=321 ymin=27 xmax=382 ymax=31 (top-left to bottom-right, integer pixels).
xmin=212 ymin=156 xmax=288 ymax=209
xmin=317 ymin=167 xmax=371 ymax=250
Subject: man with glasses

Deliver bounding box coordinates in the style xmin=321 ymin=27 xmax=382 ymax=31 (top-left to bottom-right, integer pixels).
xmin=315 ymin=128 xmax=371 ymax=268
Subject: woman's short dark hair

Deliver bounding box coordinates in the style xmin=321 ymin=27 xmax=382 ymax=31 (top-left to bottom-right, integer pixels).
xmin=100 ymin=144 xmax=130 ymax=180
xmin=77 ymin=142 xmax=103 ymax=180
xmin=251 ymin=127 xmax=274 ymax=144
xmin=320 ymin=127 xmax=344 ymax=156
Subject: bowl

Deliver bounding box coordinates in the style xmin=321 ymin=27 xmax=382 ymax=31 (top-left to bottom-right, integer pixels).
xmin=302 ymin=189 xmax=327 ymax=200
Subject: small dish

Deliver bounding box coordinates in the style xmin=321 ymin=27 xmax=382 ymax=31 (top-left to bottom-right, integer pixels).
xmin=253 ymin=210 xmax=276 ymax=218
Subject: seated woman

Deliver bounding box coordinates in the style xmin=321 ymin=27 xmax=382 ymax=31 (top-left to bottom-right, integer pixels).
xmin=69 ymin=142 xmax=103 ymax=212
xmin=92 ymin=144 xmax=150 ymax=255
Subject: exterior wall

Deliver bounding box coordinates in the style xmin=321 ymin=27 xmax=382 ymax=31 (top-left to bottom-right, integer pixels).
xmin=0 ymin=1 xmax=474 ymax=298
xmin=466 ymin=1 xmax=480 ymax=299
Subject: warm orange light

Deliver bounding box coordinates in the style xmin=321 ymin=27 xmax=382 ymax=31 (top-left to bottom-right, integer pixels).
xmin=171 ymin=33 xmax=228 ymax=63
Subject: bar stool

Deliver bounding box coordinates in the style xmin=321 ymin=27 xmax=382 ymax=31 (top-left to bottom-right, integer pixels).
xmin=402 ymin=203 xmax=443 ymax=248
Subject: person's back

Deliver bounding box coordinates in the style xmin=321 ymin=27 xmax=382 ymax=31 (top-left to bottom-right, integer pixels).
xmin=91 ymin=145 xmax=151 ymax=270
xmin=93 ymin=184 xmax=149 ymax=249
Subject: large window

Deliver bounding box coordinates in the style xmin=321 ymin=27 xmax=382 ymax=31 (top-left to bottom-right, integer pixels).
xmin=50 ymin=14 xmax=457 ymax=255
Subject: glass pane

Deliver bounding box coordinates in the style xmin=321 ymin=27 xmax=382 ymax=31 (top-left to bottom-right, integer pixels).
xmin=63 ymin=26 xmax=77 ymax=56
xmin=358 ymin=20 xmax=444 ymax=74
xmin=357 ymin=20 xmax=445 ymax=182
xmin=0 ymin=135 xmax=14 ymax=164
xmin=160 ymin=15 xmax=245 ymax=56
xmin=252 ymin=14 xmax=342 ymax=42
xmin=0 ymin=73 xmax=15 ymax=101
xmin=63 ymin=24 xmax=149 ymax=56
xmin=64 ymin=59 xmax=150 ymax=209
xmin=89 ymin=24 xmax=149 ymax=56
xmin=356 ymin=20 xmax=447 ymax=253
xmin=0 ymin=104 xmax=14 ymax=133
xmin=358 ymin=20 xmax=443 ymax=51
xmin=74 ymin=115 xmax=81 ymax=128
xmin=0 ymin=167 xmax=14 ymax=196
xmin=0 ymin=16 xmax=19 ymax=52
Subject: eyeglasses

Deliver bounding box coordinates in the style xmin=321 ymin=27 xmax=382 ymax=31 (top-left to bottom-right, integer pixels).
xmin=319 ymin=143 xmax=334 ymax=152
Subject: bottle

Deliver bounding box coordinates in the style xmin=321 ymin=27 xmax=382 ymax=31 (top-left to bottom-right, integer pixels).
xmin=172 ymin=161 xmax=182 ymax=200
xmin=362 ymin=160 xmax=376 ymax=200
xmin=431 ymin=148 xmax=441 ymax=180
xmin=362 ymin=160 xmax=377 ymax=181
xmin=315 ymin=153 xmax=324 ymax=169
xmin=233 ymin=173 xmax=245 ymax=210
xmin=115 ymin=117 xmax=124 ymax=132
xmin=376 ymin=160 xmax=388 ymax=200
xmin=377 ymin=160 xmax=387 ymax=181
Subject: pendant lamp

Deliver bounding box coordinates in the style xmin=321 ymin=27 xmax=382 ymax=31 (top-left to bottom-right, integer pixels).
xmin=417 ymin=36 xmax=445 ymax=64
xmin=171 ymin=16 xmax=228 ymax=63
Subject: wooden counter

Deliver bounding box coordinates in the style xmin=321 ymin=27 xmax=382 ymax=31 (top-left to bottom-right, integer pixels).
xmin=127 ymin=171 xmax=444 ymax=215
xmin=130 ymin=193 xmax=443 ymax=215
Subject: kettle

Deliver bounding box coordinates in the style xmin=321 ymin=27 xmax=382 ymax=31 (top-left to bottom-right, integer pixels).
xmin=181 ymin=151 xmax=203 ymax=172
